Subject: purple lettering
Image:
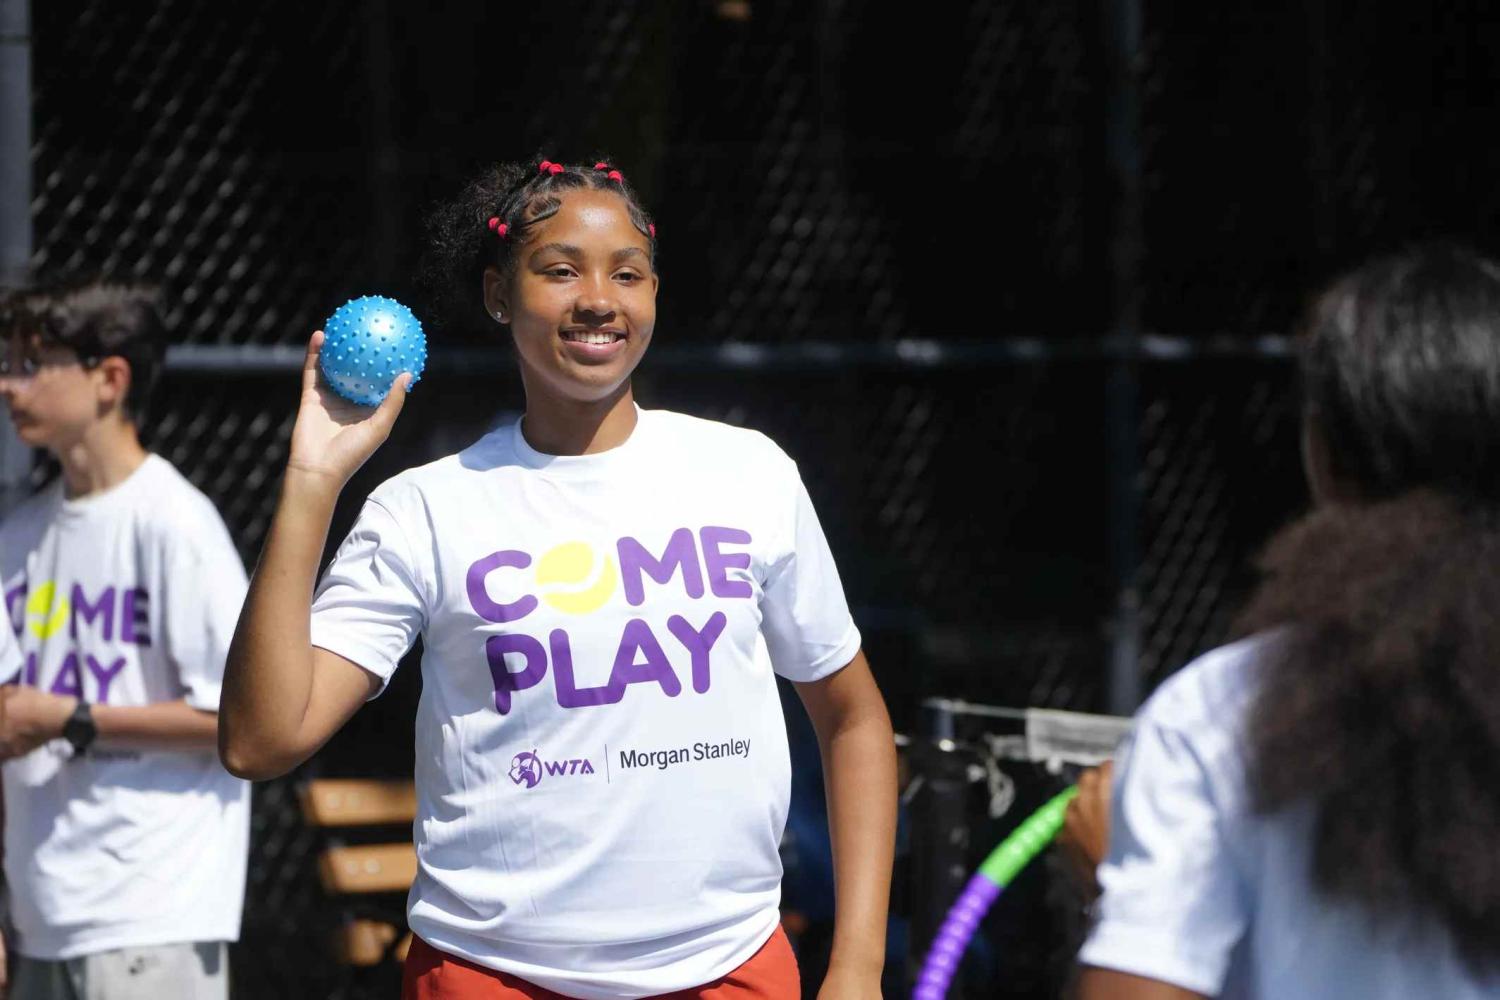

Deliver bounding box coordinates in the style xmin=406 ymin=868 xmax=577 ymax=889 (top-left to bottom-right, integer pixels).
xmin=700 ymin=526 xmax=754 ymax=599
xmin=542 ymin=758 xmax=595 ymax=776
xmin=607 ymin=619 xmax=682 ymax=698
xmin=70 ymin=585 xmax=116 ymax=641
xmin=668 ymin=612 xmax=728 ymax=694
xmin=5 ymin=583 xmax=25 ymax=635
xmin=85 ymin=655 xmax=127 ymax=704
xmin=49 ymin=653 xmax=83 ymax=698
xmin=552 ymin=629 xmax=622 ymax=708
xmin=467 ymin=551 xmax=538 ymax=624
xmin=23 ymin=651 xmax=38 ymax=686
xmin=617 ymin=529 xmax=705 ymax=605
xmin=122 ymin=588 xmax=151 ymax=646
xmin=485 ymin=633 xmax=548 ymax=715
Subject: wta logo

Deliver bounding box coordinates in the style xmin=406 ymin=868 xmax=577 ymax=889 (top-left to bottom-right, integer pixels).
xmin=508 ymin=749 xmax=596 ymax=789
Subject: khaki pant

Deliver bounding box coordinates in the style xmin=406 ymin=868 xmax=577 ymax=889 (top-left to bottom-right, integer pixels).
xmin=11 ymin=942 xmax=228 ymax=1000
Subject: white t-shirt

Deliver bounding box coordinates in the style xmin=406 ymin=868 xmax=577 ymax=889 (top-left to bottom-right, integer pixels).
xmin=0 ymin=455 xmax=251 ymax=960
xmin=1080 ymin=635 xmax=1500 ymax=999
xmin=310 ymin=408 xmax=862 ymax=999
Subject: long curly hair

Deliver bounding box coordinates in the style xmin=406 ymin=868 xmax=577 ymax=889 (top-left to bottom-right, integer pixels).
xmin=418 ymin=156 xmax=656 ymax=337
xmin=1236 ymin=244 xmax=1500 ymax=970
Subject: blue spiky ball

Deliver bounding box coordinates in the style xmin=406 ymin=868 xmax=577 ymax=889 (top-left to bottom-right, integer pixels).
xmin=319 ymin=296 xmax=427 ymax=406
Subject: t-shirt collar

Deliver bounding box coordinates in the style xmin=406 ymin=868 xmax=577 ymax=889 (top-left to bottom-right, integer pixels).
xmin=510 ymin=405 xmax=649 ymax=479
xmin=56 ymin=453 xmax=160 ymax=518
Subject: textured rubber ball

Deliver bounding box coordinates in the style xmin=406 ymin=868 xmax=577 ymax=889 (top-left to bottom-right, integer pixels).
xmin=319 ymin=295 xmax=427 ymax=406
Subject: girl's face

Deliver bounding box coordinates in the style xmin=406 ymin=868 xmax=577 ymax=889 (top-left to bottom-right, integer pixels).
xmin=484 ymin=188 xmax=658 ymax=406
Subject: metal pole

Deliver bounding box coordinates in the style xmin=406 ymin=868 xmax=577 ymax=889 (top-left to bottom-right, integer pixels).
xmin=0 ymin=0 xmax=31 ymax=513
xmin=1306 ymin=0 xmax=1334 ymax=259
xmin=1103 ymin=0 xmax=1145 ymax=715
xmin=907 ymin=699 xmax=973 ymax=998
xmin=363 ymin=0 xmax=399 ymax=284
xmin=0 ymin=0 xmax=26 ymax=289
xmin=159 ymin=334 xmax=1296 ymax=375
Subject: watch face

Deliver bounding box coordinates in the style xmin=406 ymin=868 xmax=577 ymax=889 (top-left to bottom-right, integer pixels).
xmin=64 ymin=702 xmax=96 ymax=753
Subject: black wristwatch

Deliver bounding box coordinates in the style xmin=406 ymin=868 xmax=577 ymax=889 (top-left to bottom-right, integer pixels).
xmin=62 ymin=700 xmax=97 ymax=757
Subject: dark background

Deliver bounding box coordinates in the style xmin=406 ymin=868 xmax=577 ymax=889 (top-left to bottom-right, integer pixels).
xmin=23 ymin=0 xmax=1500 ymax=995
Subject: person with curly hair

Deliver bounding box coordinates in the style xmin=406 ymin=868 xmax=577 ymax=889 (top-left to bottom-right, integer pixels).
xmin=1069 ymin=244 xmax=1500 ymax=999
xmin=218 ymin=157 xmax=896 ymax=1000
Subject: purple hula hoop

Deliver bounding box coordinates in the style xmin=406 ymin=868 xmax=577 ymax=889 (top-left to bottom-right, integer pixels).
xmin=912 ymin=873 xmax=1003 ymax=1000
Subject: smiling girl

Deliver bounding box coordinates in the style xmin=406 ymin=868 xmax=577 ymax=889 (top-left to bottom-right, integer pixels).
xmin=218 ymin=159 xmax=896 ymax=1000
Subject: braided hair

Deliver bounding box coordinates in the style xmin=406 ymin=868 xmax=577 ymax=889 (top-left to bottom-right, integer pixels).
xmin=421 ymin=157 xmax=657 ymax=335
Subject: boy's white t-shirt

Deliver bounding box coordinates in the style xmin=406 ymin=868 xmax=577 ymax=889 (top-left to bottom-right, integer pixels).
xmin=1080 ymin=635 xmax=1500 ymax=999
xmin=310 ymin=408 xmax=862 ymax=999
xmin=0 ymin=455 xmax=251 ymax=960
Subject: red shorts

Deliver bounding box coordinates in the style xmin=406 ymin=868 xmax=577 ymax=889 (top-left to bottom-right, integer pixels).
xmin=402 ymin=925 xmax=801 ymax=1000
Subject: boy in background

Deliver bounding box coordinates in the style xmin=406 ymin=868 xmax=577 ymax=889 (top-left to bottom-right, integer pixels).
xmin=0 ymin=281 xmax=249 ymax=1000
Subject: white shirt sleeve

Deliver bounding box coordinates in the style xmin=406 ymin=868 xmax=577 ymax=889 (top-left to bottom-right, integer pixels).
xmin=310 ymin=498 xmax=426 ymax=695
xmin=1077 ymin=710 xmax=1252 ymax=995
xmin=759 ymin=460 xmax=862 ymax=683
xmin=160 ymin=511 xmax=250 ymax=711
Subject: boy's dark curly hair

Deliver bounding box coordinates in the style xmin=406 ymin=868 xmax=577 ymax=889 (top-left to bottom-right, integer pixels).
xmin=1236 ymin=244 xmax=1500 ymax=970
xmin=419 ymin=157 xmax=656 ymax=336
xmin=3 ymin=277 xmax=167 ymax=423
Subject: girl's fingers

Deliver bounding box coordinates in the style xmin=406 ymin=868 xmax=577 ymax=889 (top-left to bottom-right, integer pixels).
xmin=301 ymin=331 xmax=326 ymax=394
xmin=369 ymin=372 xmax=411 ymax=433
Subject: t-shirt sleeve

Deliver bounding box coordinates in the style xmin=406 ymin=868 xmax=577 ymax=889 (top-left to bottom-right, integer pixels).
xmin=161 ymin=508 xmax=250 ymax=711
xmin=309 ymin=498 xmax=426 ymax=696
xmin=759 ymin=460 xmax=862 ymax=682
xmin=1077 ymin=711 xmax=1251 ymax=995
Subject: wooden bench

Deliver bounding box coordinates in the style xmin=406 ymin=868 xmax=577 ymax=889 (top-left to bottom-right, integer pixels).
xmin=299 ymin=778 xmax=418 ymax=966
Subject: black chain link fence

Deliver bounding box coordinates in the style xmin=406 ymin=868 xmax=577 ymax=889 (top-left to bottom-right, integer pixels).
xmin=24 ymin=0 xmax=1500 ymax=995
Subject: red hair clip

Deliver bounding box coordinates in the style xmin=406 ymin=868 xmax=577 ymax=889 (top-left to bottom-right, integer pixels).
xmin=648 ymin=223 xmax=657 ymax=238
xmin=538 ymin=160 xmax=563 ymax=176
xmin=594 ymin=161 xmax=609 ymax=170
xmin=606 ymin=170 xmax=623 ymax=183
xmin=487 ymin=217 xmax=509 ymax=238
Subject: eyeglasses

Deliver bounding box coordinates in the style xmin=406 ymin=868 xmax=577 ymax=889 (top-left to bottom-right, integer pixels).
xmin=0 ymin=345 xmax=99 ymax=379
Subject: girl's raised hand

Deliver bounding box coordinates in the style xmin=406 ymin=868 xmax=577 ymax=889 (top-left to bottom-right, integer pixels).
xmin=286 ymin=330 xmax=411 ymax=489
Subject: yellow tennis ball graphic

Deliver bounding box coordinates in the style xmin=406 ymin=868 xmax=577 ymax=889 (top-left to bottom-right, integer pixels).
xmin=26 ymin=581 xmax=69 ymax=639
xmin=536 ymin=542 xmax=618 ymax=615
